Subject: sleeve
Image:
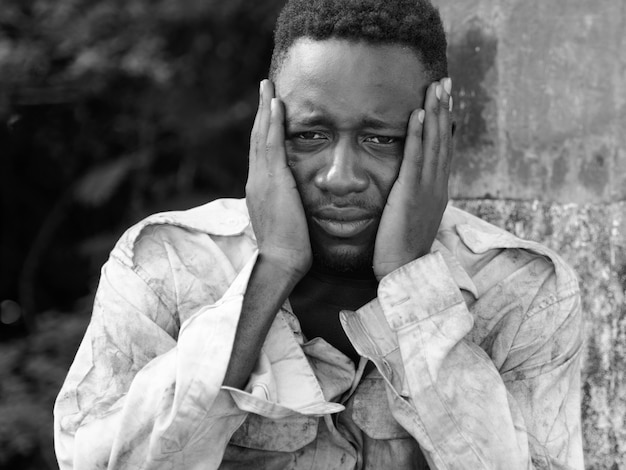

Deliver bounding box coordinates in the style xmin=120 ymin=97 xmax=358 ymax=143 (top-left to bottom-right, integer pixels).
xmin=352 ymin=251 xmax=583 ymax=470
xmin=53 ymin=226 xmax=258 ymax=470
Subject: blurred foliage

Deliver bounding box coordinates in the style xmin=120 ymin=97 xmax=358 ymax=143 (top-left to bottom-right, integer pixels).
xmin=0 ymin=310 xmax=90 ymax=469
xmin=1 ymin=0 xmax=284 ymax=318
xmin=1 ymin=0 xmax=284 ymax=467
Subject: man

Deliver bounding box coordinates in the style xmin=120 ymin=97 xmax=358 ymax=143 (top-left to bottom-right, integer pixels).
xmin=54 ymin=0 xmax=584 ymax=468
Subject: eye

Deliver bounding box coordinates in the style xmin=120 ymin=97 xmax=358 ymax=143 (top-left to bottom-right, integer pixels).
xmin=364 ymin=135 xmax=400 ymax=145
xmin=296 ymin=131 xmax=327 ymax=141
xmin=362 ymin=134 xmax=404 ymax=160
xmin=286 ymin=130 xmax=329 ymax=153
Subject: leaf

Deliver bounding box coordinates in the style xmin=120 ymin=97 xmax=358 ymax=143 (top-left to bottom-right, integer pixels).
xmin=74 ymin=157 xmax=134 ymax=207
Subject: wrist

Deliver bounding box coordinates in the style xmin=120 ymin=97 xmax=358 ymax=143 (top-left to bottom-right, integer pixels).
xmin=374 ymin=259 xmax=409 ymax=282
xmin=257 ymin=249 xmax=311 ymax=286
xmin=374 ymin=250 xmax=430 ymax=282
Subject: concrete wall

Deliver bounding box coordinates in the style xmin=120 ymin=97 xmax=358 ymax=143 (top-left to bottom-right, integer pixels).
xmin=433 ymin=0 xmax=626 ymax=468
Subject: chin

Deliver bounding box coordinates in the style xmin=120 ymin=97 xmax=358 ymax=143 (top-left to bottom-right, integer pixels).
xmin=312 ymin=245 xmax=374 ymax=275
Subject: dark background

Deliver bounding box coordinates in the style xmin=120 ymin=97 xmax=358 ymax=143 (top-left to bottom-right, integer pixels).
xmin=1 ymin=1 xmax=283 ymax=467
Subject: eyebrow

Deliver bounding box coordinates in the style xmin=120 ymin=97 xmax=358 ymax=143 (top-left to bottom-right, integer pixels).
xmin=286 ymin=114 xmax=407 ymax=132
xmin=360 ymin=117 xmax=407 ymax=131
xmin=286 ymin=115 xmax=332 ymax=129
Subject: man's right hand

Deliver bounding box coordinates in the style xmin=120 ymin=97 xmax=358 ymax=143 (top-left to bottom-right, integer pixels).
xmin=224 ymin=81 xmax=312 ymax=389
xmin=245 ymin=79 xmax=312 ymax=280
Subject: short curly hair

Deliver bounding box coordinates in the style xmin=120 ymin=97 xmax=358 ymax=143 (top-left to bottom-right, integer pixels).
xmin=270 ymin=0 xmax=448 ymax=81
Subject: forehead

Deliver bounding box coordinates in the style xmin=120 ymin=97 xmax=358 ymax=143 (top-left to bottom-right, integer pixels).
xmin=275 ymin=38 xmax=430 ymax=127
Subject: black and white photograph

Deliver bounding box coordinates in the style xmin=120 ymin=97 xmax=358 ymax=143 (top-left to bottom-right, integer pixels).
xmin=1 ymin=0 xmax=624 ymax=468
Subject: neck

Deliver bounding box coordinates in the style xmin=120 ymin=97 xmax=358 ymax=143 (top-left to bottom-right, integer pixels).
xmin=310 ymin=261 xmax=377 ymax=282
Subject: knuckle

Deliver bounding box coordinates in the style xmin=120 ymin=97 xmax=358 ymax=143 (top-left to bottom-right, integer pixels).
xmin=430 ymin=143 xmax=441 ymax=161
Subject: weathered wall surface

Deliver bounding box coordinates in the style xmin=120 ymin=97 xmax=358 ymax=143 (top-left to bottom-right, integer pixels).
xmin=433 ymin=0 xmax=626 ymax=468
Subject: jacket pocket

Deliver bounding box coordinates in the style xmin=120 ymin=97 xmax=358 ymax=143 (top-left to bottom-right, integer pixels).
xmin=351 ymin=374 xmax=411 ymax=440
xmin=229 ymin=413 xmax=319 ymax=452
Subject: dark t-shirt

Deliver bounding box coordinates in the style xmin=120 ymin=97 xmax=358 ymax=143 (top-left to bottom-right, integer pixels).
xmin=289 ymin=267 xmax=379 ymax=364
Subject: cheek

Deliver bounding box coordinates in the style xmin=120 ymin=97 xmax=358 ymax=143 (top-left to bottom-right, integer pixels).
xmin=286 ymin=154 xmax=316 ymax=196
xmin=367 ymin=159 xmax=401 ymax=200
xmin=285 ymin=144 xmax=330 ymax=188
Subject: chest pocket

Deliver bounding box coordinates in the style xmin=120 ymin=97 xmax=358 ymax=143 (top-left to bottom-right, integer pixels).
xmin=350 ymin=373 xmax=411 ymax=440
xmin=229 ymin=412 xmax=319 ymax=452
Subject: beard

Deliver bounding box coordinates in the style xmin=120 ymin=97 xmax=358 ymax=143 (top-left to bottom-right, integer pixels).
xmin=311 ymin=240 xmax=375 ymax=275
xmin=302 ymin=195 xmax=383 ymax=277
xmin=307 ymin=211 xmax=380 ymax=278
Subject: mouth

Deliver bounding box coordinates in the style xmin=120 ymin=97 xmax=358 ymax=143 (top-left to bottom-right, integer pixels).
xmin=311 ymin=217 xmax=374 ymax=238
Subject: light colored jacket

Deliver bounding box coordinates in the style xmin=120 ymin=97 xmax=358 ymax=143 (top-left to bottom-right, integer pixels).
xmin=54 ymin=198 xmax=584 ymax=469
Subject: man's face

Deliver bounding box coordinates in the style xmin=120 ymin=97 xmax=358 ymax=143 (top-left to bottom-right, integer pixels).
xmin=275 ymin=38 xmax=430 ymax=274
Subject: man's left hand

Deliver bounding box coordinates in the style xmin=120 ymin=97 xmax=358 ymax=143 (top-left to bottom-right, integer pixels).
xmin=372 ymin=78 xmax=453 ymax=281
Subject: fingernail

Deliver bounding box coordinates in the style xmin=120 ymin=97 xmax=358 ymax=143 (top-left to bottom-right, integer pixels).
xmin=449 ymin=96 xmax=453 ymax=112
xmin=435 ymin=84 xmax=442 ymax=100
xmin=271 ymin=98 xmax=279 ymax=114
xmin=417 ymin=109 xmax=425 ymax=124
xmin=443 ymin=77 xmax=452 ymax=95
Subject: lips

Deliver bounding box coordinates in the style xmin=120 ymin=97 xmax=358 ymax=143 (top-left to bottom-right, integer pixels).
xmin=312 ymin=217 xmax=374 ymax=238
xmin=310 ymin=206 xmax=376 ymax=238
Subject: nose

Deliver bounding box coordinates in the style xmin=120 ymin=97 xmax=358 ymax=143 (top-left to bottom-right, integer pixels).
xmin=314 ymin=138 xmax=368 ymax=196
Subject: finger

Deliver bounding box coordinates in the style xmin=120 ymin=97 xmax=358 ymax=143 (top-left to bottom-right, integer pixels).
xmin=266 ymin=98 xmax=287 ymax=169
xmin=420 ymin=81 xmax=441 ymax=183
xmin=251 ymin=80 xmax=275 ymax=161
xmin=397 ymin=108 xmax=425 ymax=184
xmin=437 ymin=77 xmax=453 ymax=177
xmin=259 ymin=80 xmax=275 ymax=141
xmin=249 ymin=80 xmax=264 ymax=168
xmin=250 ymin=80 xmax=263 ymax=137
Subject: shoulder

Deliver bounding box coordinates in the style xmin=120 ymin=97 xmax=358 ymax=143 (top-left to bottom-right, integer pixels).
xmin=439 ymin=204 xmax=579 ymax=303
xmin=105 ymin=198 xmax=256 ymax=316
xmin=438 ymin=205 xmax=583 ymax=370
xmin=110 ymin=198 xmax=252 ymax=266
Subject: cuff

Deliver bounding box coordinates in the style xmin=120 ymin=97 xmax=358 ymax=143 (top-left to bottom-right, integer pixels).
xmin=377 ymin=251 xmax=467 ymax=331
